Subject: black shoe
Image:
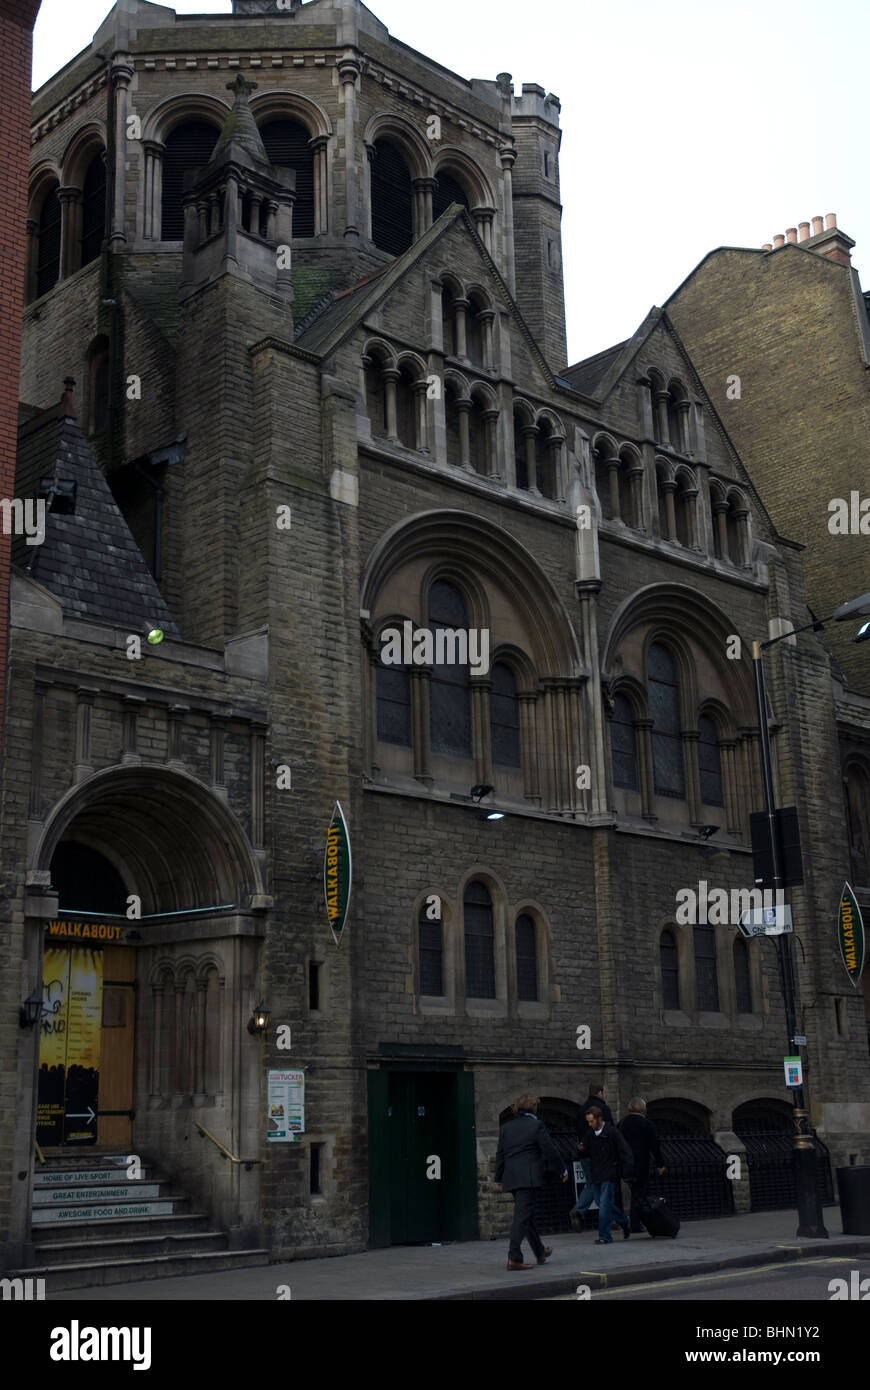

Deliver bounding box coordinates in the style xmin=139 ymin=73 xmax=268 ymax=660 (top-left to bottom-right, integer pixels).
xmin=622 ymin=1226 xmax=631 ymax=1240
xmin=593 ymin=1238 xmax=611 ymax=1245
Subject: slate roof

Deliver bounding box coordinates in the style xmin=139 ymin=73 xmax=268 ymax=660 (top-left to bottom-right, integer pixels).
xmin=562 ymin=342 xmax=628 ymax=395
xmin=14 ymin=387 xmax=178 ymax=637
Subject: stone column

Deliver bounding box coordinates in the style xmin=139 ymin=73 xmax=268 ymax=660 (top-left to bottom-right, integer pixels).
xmin=499 ymin=145 xmax=517 ymax=294
xmin=655 ymin=390 xmax=671 ymax=447
xmin=607 ymin=459 xmax=621 ymax=520
xmin=677 ymin=399 xmax=692 ymax=454
xmin=210 ymin=717 xmax=226 ymax=793
xmin=383 ymin=368 xmax=399 ymax=439
xmin=413 ymin=380 xmax=430 ymax=452
xmin=143 ymin=141 xmax=164 ymax=240
xmin=682 ymin=728 xmax=702 ymax=825
xmin=250 ymin=723 xmax=266 ymax=851
xmin=473 ymin=207 xmax=495 ymax=253
xmin=720 ymin=739 xmax=741 ymax=834
xmin=734 ymin=506 xmax=750 ymax=566
xmin=411 ymin=669 xmax=432 ymax=784
xmin=549 ymin=436 xmax=566 ymax=501
xmin=661 ymin=479 xmax=678 ymax=541
xmin=483 ymin=409 xmax=500 ymax=478
xmin=453 ymin=297 xmax=469 ymax=359
xmin=739 ymin=727 xmax=763 ymax=813
xmin=223 ymin=174 xmax=240 ymax=266
xmin=58 ymin=187 xmax=81 ymax=278
xmin=167 ymin=704 xmax=187 ymax=767
xmin=635 ymin=717 xmax=656 ymax=820
xmin=575 ymin=580 xmax=608 ymax=817
xmin=150 ymin=984 xmax=165 ymax=1099
xmin=471 ymin=677 xmax=492 ymax=787
xmin=74 ymin=687 xmax=97 ymax=782
xmin=309 ymin=134 xmax=329 ymax=234
xmin=518 ymin=694 xmax=541 ymax=805
xmin=122 ymin=695 xmax=144 ymax=764
xmin=479 ymin=309 xmax=495 ymax=368
xmin=685 ymin=487 xmax=700 ymax=548
xmin=249 ymin=191 xmax=263 ymax=237
xmin=338 ymin=53 xmax=362 ymax=241
xmin=30 ymin=681 xmax=49 ymax=817
xmin=627 ymin=464 xmax=644 ymax=529
xmin=194 ymin=979 xmax=208 ymax=1102
xmin=110 ymin=54 xmax=134 ymax=246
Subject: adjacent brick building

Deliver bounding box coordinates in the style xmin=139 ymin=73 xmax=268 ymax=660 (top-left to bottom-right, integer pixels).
xmin=3 ymin=0 xmax=867 ymax=1281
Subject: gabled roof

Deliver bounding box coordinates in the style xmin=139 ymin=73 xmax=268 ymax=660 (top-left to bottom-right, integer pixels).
xmin=294 ymin=204 xmax=560 ymax=388
xmin=561 ymin=341 xmax=626 ymax=395
xmin=14 ymin=384 xmax=178 ymax=637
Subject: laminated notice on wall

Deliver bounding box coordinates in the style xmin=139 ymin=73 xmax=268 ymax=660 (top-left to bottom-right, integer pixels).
xmin=267 ymin=1069 xmax=305 ymax=1142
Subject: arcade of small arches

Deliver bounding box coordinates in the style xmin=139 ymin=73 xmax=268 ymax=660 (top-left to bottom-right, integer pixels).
xmin=26 ymin=100 xmax=500 ymax=303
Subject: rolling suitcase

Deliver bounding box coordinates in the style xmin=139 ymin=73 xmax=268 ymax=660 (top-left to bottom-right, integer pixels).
xmin=639 ymin=1196 xmax=680 ymax=1238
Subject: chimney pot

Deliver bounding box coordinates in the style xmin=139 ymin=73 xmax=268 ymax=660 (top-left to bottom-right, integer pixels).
xmin=825 ymin=213 xmax=836 ymax=230
xmin=798 ymin=221 xmax=810 ymax=241
xmin=773 ymin=233 xmax=785 ymax=248
xmin=812 ymin=215 xmax=824 ymax=235
xmin=786 ymin=227 xmax=797 ymax=243
xmin=762 ymin=242 xmax=773 ymax=252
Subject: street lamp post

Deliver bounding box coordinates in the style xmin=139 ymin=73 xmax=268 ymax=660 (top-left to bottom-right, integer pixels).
xmin=750 ymin=590 xmax=870 ymax=1239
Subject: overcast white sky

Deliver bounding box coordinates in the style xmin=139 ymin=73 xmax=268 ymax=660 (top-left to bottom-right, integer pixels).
xmin=32 ymin=0 xmax=869 ymax=365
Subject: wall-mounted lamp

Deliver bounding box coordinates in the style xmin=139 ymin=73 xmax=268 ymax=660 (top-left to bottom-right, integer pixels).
xmin=145 ymin=622 xmax=165 ymax=645
xmin=19 ymin=991 xmax=43 ymax=1030
xmin=247 ymin=1002 xmax=270 ymax=1037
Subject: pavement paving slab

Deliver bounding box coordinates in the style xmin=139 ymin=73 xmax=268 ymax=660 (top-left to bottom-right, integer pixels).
xmin=48 ymin=1209 xmax=870 ymax=1301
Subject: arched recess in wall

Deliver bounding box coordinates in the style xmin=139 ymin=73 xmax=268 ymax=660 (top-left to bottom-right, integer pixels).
xmin=34 ymin=765 xmax=264 ymax=916
xmin=27 ymin=165 xmax=62 ymax=302
xmin=365 ymin=115 xmax=430 ymax=254
xmin=252 ymin=90 xmax=332 ymax=237
xmin=432 ymin=148 xmax=496 ymax=250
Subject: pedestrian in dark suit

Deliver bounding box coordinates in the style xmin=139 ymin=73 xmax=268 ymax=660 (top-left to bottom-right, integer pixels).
xmin=619 ymin=1097 xmax=666 ymax=1233
xmin=495 ymin=1093 xmax=567 ymax=1270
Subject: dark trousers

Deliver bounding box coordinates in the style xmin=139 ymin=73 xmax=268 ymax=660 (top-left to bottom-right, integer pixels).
xmin=508 ymin=1186 xmax=545 ymax=1262
xmin=629 ymin=1172 xmax=649 ymax=1232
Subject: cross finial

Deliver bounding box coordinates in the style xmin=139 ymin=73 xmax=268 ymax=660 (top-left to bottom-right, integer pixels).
xmin=227 ymin=72 xmax=258 ymax=102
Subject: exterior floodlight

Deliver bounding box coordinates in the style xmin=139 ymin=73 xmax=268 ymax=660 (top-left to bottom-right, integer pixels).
xmin=486 ymin=811 xmax=505 ymax=821
xmin=832 ymin=593 xmax=870 ymax=622
xmin=146 ymin=625 xmax=165 ymax=645
xmin=855 ymin=620 xmax=870 ymax=645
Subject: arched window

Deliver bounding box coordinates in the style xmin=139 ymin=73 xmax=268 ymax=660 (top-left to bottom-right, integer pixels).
xmin=514 ymin=415 xmax=529 ymax=490
xmin=490 ymin=662 xmax=521 ymax=768
xmin=441 ymin=285 xmax=456 ymax=356
xmin=698 ymin=714 xmax=724 ymax=805
xmin=365 ymin=355 xmax=388 ymax=436
xmin=464 ymin=881 xmax=495 ymax=998
xmin=376 ymin=658 xmax=411 ymax=746
xmin=660 ymin=929 xmax=680 ymax=1010
xmin=419 ymin=901 xmax=443 ymax=996
xmin=694 ymin=924 xmax=719 ymax=1011
xmin=36 ymin=182 xmax=62 ymax=298
xmin=80 ymin=151 xmax=106 ymax=268
xmin=515 ymin=914 xmax=537 ymax=1001
xmin=371 ymin=139 xmax=414 ymax=257
xmin=395 ymin=364 xmax=416 ymax=448
xmin=432 ymin=170 xmax=469 ymax=222
xmin=260 ymin=119 xmax=315 ymax=236
xmin=161 ymin=121 xmax=220 ymax=240
xmin=648 ymin=643 xmax=685 ymax=798
xmin=610 ymin=692 xmax=638 ymax=790
xmin=429 ymin=580 xmax=472 ymax=759
xmin=733 ymin=936 xmax=752 ymax=1013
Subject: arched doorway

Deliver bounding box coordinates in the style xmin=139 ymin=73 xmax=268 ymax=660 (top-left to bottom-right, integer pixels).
xmin=732 ymin=1100 xmax=833 ymax=1212
xmin=646 ymin=1099 xmax=733 ymax=1221
xmin=35 ymin=767 xmax=262 ymax=1154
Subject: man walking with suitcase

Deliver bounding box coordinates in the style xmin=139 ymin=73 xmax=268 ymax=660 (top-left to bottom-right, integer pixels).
xmin=619 ymin=1097 xmax=666 ymax=1234
xmin=571 ymin=1105 xmax=634 ymax=1244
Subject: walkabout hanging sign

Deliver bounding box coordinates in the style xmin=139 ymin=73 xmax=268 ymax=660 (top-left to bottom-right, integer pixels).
xmin=324 ymin=801 xmax=352 ymax=946
xmin=838 ymin=883 xmax=866 ymax=987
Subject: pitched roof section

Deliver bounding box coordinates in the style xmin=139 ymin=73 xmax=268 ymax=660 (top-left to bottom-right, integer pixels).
xmin=561 ymin=341 xmax=627 ymax=395
xmin=294 ymin=204 xmax=560 ymax=389
xmin=14 ymin=384 xmax=178 ymax=636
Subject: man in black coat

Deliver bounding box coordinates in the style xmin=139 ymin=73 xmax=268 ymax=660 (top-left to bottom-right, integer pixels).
xmin=571 ymin=1105 xmax=634 ymax=1244
xmin=576 ymin=1082 xmax=613 ymax=1190
xmin=619 ymin=1097 xmax=666 ymax=1233
xmin=495 ymin=1093 xmax=567 ymax=1270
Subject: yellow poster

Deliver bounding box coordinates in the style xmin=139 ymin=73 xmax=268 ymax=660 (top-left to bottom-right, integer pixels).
xmin=37 ymin=947 xmax=103 ymax=1146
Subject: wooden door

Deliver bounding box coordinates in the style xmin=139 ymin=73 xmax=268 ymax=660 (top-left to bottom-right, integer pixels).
xmin=97 ymin=946 xmax=136 ymax=1150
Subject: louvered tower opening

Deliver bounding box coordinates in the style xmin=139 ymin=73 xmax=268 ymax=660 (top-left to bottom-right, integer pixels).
xmin=260 ymin=119 xmax=315 ymax=236
xmin=161 ymin=122 xmax=220 ymax=240
xmin=36 ymin=184 xmax=61 ymax=298
xmin=81 ymin=152 xmax=106 ymax=268
xmin=371 ymin=140 xmax=413 ymax=257
xmin=432 ymin=171 xmax=468 ymax=222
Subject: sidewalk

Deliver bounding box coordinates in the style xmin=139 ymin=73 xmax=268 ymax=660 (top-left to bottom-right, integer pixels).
xmin=50 ymin=1209 xmax=870 ymax=1301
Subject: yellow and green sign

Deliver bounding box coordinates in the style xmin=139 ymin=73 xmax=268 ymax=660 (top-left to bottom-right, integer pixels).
xmin=838 ymin=883 xmax=866 ymax=988
xmin=324 ymin=801 xmax=352 ymax=947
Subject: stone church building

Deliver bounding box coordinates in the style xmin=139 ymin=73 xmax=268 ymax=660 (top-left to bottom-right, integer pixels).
xmin=2 ymin=0 xmax=868 ymax=1283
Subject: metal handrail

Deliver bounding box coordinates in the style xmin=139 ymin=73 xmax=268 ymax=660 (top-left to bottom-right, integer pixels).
xmin=34 ymin=1141 xmax=46 ymax=1166
xmin=194 ymin=1121 xmax=261 ymax=1170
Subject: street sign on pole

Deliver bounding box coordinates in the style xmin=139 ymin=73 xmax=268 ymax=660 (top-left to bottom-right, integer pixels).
xmin=738 ymin=904 xmax=793 ymax=937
